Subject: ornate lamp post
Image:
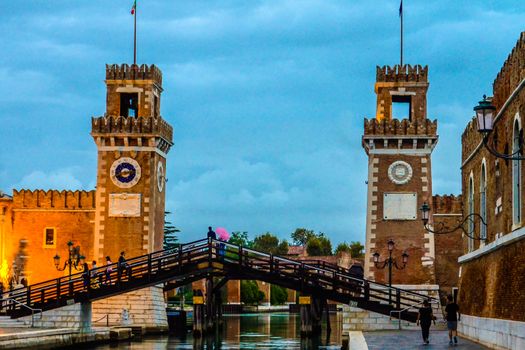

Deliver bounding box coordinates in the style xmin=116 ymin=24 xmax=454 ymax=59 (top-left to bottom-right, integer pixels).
xmin=474 ymin=95 xmax=525 ymax=160
xmin=373 ymin=239 xmax=408 ymax=306
xmin=53 ymin=241 xmax=85 ymax=281
xmin=419 ymin=202 xmax=487 ymax=241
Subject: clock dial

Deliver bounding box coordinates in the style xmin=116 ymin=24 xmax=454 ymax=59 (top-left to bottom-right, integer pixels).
xmin=157 ymin=162 xmax=165 ymax=192
xmin=388 ymin=161 xmax=413 ymax=185
xmin=110 ymin=157 xmax=141 ymax=188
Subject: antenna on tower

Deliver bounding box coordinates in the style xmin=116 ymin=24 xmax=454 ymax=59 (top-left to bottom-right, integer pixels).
xmin=131 ymin=0 xmax=137 ymax=65
xmin=399 ymin=0 xmax=403 ymax=66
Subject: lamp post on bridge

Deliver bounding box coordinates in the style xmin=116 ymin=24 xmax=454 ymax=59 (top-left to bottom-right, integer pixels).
xmin=373 ymin=239 xmax=408 ymax=306
xmin=53 ymin=241 xmax=85 ymax=281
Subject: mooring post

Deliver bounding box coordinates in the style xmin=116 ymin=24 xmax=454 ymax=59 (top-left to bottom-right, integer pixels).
xmin=192 ymin=290 xmax=205 ymax=337
xmin=205 ymin=277 xmax=214 ymax=331
xmin=299 ymin=295 xmax=312 ymax=337
xmin=311 ymin=296 xmax=323 ymax=335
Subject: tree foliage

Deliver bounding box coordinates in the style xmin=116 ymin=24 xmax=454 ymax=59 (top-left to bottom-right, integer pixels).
xmin=270 ymin=284 xmax=288 ymax=305
xmin=163 ymin=211 xmax=180 ymax=251
xmin=306 ymin=234 xmax=333 ymax=256
xmin=291 ymin=228 xmax=316 ymax=245
xmin=253 ymin=232 xmax=289 ymax=255
xmin=228 ymin=231 xmax=253 ymax=248
xmin=349 ymin=241 xmax=365 ymax=258
xmin=335 ymin=242 xmax=351 ymax=255
xmin=241 ymin=280 xmax=264 ymax=305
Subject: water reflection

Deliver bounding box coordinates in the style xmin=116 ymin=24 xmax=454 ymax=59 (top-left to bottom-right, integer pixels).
xmin=90 ymin=313 xmax=342 ymax=349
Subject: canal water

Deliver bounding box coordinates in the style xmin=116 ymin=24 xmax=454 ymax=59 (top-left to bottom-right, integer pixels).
xmin=90 ymin=313 xmax=343 ymax=349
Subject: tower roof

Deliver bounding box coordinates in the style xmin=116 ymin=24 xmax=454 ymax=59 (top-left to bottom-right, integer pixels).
xmin=106 ymin=64 xmax=162 ymax=87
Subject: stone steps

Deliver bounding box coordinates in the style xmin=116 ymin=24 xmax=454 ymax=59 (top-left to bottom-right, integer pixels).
xmin=0 ymin=316 xmax=30 ymax=328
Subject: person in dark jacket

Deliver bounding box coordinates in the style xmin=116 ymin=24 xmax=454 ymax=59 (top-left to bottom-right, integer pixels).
xmin=416 ymin=300 xmax=435 ymax=345
xmin=207 ymin=227 xmax=216 ymax=239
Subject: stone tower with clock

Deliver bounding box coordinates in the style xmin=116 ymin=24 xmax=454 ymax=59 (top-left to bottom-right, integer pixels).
xmin=90 ymin=64 xmax=173 ymax=330
xmin=362 ymin=65 xmax=439 ymax=290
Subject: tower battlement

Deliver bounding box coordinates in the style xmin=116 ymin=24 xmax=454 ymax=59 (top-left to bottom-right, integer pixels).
xmin=12 ymin=190 xmax=96 ymax=210
xmin=106 ymin=64 xmax=162 ymax=86
xmin=363 ymin=118 xmax=437 ymax=136
xmin=432 ymin=194 xmax=463 ymax=214
xmin=91 ymin=115 xmax=173 ymax=143
xmin=376 ymin=64 xmax=428 ymax=83
xmin=492 ymin=32 xmax=525 ymax=110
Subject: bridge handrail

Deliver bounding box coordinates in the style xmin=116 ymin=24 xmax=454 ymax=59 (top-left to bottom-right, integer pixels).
xmin=2 ymin=297 xmax=42 ymax=327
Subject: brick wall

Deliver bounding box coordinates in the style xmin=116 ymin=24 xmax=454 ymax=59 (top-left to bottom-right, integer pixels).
xmin=458 ymin=238 xmax=525 ymax=321
xmin=432 ymin=194 xmax=462 ymax=299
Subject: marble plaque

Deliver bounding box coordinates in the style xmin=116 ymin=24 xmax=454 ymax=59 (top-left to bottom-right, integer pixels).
xmin=109 ymin=193 xmax=141 ymax=217
xmin=383 ymin=192 xmax=417 ymax=220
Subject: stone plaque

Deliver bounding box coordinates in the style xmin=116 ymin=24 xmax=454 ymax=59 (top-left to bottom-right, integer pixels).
xmin=108 ymin=193 xmax=141 ymax=217
xmin=383 ymin=193 xmax=417 ymax=220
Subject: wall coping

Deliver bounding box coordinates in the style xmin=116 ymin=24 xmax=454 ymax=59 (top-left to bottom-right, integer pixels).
xmin=458 ymin=225 xmax=525 ymax=263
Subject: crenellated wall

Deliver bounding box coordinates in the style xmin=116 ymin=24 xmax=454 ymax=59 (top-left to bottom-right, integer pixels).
xmin=363 ymin=118 xmax=437 ymax=136
xmin=12 ymin=190 xmax=95 ymax=210
xmin=432 ymin=194 xmax=462 ymax=214
xmin=106 ymin=64 xmax=162 ymax=86
xmin=492 ymin=32 xmax=525 ymax=111
xmin=91 ymin=115 xmax=173 ymax=144
xmin=376 ymin=64 xmax=428 ymax=83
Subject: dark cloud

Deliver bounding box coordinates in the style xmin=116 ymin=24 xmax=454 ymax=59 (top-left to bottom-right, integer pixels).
xmin=1 ymin=1 xmax=524 ymax=246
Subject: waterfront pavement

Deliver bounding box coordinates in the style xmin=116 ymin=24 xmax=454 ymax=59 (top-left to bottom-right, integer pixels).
xmin=363 ymin=330 xmax=489 ymax=350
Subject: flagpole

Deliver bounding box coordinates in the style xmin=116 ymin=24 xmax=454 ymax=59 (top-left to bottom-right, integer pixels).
xmin=400 ymin=1 xmax=403 ymax=66
xmin=133 ymin=2 xmax=137 ymax=65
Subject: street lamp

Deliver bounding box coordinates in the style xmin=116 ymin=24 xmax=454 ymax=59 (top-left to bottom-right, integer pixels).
xmin=373 ymin=239 xmax=408 ymax=306
xmin=53 ymin=241 xmax=85 ymax=280
xmin=474 ymin=95 xmax=525 ymax=160
xmin=419 ymin=202 xmax=487 ymax=241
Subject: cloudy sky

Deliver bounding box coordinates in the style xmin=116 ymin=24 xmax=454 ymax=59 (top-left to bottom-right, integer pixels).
xmin=0 ymin=1 xmax=523 ymax=246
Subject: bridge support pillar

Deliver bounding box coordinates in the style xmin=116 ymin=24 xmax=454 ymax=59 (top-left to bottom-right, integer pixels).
xmin=193 ymin=291 xmax=205 ymax=337
xmin=80 ymin=301 xmax=92 ymax=333
xmin=299 ymin=296 xmax=324 ymax=337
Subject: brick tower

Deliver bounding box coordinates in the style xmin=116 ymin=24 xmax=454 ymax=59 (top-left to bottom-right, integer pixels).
xmin=91 ymin=64 xmax=173 ymax=330
xmin=362 ymin=65 xmax=438 ymax=288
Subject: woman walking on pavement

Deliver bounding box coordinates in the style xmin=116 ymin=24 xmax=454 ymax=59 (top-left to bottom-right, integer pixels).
xmin=416 ymin=299 xmax=435 ymax=345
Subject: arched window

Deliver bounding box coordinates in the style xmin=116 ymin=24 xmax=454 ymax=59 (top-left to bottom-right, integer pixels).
xmin=513 ymin=119 xmax=521 ymax=226
xmin=468 ymin=175 xmax=474 ymax=252
xmin=480 ymin=162 xmax=487 ymax=241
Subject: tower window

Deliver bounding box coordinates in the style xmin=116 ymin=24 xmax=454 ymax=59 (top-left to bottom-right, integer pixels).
xmin=512 ymin=119 xmax=521 ymax=226
xmin=43 ymin=227 xmax=56 ymax=248
xmin=391 ymin=95 xmax=411 ymax=120
xmin=120 ymin=93 xmax=138 ymax=117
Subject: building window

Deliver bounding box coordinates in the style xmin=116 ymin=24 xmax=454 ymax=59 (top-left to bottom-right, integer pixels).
xmin=120 ymin=93 xmax=138 ymax=117
xmin=512 ymin=119 xmax=521 ymax=226
xmin=43 ymin=227 xmax=56 ymax=248
xmin=468 ymin=175 xmax=474 ymax=252
xmin=391 ymin=95 xmax=412 ymax=120
xmin=480 ymin=162 xmax=487 ymax=240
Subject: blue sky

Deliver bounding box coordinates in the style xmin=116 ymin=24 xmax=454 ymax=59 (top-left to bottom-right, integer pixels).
xmin=0 ymin=1 xmax=523 ymax=247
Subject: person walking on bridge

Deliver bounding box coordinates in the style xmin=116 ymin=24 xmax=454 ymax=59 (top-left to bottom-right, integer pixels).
xmin=207 ymin=227 xmax=216 ymax=240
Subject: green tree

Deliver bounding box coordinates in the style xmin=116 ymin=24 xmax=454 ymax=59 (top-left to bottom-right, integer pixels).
xmin=291 ymin=228 xmax=315 ymax=245
xmin=349 ymin=241 xmax=365 ymax=258
xmin=163 ymin=211 xmax=180 ymax=251
xmin=270 ymin=285 xmax=288 ymax=305
xmin=335 ymin=242 xmax=351 ymax=255
xmin=253 ymin=232 xmax=289 ymax=255
xmin=241 ymin=280 xmax=264 ymax=305
xmin=228 ymin=231 xmax=253 ymax=248
xmin=306 ymin=235 xmax=332 ymax=256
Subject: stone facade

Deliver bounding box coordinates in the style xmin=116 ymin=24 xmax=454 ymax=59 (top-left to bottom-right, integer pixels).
xmin=457 ymin=32 xmax=525 ymax=349
xmin=362 ymin=64 xmax=441 ymax=286
xmin=0 ymin=63 xmax=173 ymax=331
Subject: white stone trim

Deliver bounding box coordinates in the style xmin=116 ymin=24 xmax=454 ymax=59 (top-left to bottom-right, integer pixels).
xmin=458 ymin=314 xmax=525 ymax=350
xmin=368 ymin=149 xmax=433 ymax=155
xmin=458 ymin=225 xmax=525 ymax=263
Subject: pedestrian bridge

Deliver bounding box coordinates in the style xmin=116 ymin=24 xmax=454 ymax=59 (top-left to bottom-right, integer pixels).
xmin=1 ymin=238 xmax=435 ymax=324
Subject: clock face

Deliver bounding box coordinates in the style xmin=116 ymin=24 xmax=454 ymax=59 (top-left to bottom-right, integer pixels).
xmin=388 ymin=161 xmax=413 ymax=185
xmin=157 ymin=162 xmax=165 ymax=192
xmin=110 ymin=157 xmax=141 ymax=188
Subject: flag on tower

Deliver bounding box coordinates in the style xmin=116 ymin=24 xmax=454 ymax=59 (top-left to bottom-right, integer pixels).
xmin=399 ymin=0 xmax=403 ymax=17
xmin=131 ymin=0 xmax=136 ymax=15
